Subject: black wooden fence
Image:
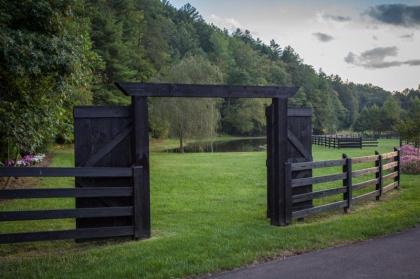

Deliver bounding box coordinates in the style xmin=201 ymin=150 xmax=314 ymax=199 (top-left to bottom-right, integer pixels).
xmin=285 ymin=148 xmax=401 ymax=219
xmin=312 ymin=135 xmax=378 ymax=149
xmin=0 ymin=166 xmax=146 ymax=244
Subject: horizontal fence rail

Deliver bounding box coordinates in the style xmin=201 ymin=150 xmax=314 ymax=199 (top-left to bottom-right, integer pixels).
xmin=312 ymin=135 xmax=378 ymax=149
xmin=0 ymin=166 xmax=143 ymax=244
xmin=287 ymin=148 xmax=401 ymax=220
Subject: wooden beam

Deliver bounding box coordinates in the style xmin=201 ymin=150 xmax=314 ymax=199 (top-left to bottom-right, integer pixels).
xmin=0 ymin=167 xmax=133 ymax=177
xmin=132 ymin=97 xmax=151 ymax=239
xmin=116 ymin=82 xmax=299 ymax=98
xmin=270 ymin=98 xmax=291 ymax=226
xmin=74 ymin=106 xmax=131 ymax=118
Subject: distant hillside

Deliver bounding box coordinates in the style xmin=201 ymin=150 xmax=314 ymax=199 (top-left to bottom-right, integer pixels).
xmin=87 ymin=0 xmax=419 ymax=135
xmin=2 ymin=0 xmax=418 ymax=161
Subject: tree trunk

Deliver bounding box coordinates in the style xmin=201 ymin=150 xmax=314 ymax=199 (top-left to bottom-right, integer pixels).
xmin=179 ymin=132 xmax=184 ymax=153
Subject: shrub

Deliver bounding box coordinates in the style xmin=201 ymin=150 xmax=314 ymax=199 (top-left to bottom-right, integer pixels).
xmin=400 ymin=144 xmax=420 ymax=174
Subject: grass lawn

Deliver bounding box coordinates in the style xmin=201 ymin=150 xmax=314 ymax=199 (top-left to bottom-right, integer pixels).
xmin=1 ymin=139 xmax=419 ymax=279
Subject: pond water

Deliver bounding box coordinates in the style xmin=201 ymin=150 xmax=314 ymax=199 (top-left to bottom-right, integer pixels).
xmin=166 ymin=137 xmax=267 ymax=153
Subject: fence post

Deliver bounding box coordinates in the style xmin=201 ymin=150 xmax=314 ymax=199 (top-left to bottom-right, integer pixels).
xmin=394 ymin=147 xmax=401 ymax=189
xmin=359 ymin=137 xmax=363 ymax=149
xmin=342 ymin=154 xmax=352 ymax=213
xmin=375 ymin=151 xmax=383 ymax=200
xmin=270 ymin=98 xmax=289 ymax=226
xmin=132 ymin=165 xmax=150 ymax=239
xmin=284 ymin=162 xmax=293 ymax=224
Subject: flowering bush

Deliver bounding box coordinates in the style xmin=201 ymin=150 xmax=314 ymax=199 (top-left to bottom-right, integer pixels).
xmin=1 ymin=154 xmax=45 ymax=167
xmin=400 ymin=145 xmax=420 ymax=174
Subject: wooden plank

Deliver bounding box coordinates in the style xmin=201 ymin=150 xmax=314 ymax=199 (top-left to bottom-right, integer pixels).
xmin=116 ymin=82 xmax=299 ymax=99
xmin=352 ymin=178 xmax=378 ymax=191
xmin=352 ymin=167 xmax=379 ymax=178
xmin=0 ymin=167 xmax=133 ymax=178
xmin=352 ymin=190 xmax=380 ymax=202
xmin=383 ymin=171 xmax=398 ymax=180
xmin=0 ymin=207 xmax=133 ymax=221
xmin=287 ymin=130 xmax=312 ymax=161
xmin=383 ymin=182 xmax=398 ymax=193
xmin=291 ymin=173 xmax=347 ymax=188
xmin=0 ymin=187 xmax=133 ymax=199
xmin=292 ymin=187 xmax=347 ymax=203
xmin=74 ymin=106 xmax=131 ymax=118
xmin=292 ymin=200 xmax=346 ymax=219
xmin=383 ymin=161 xmax=398 ymax=170
xmin=270 ymin=98 xmax=290 ymax=226
xmin=287 ymin=108 xmax=312 ymax=117
xmin=382 ymin=151 xmax=398 ymax=160
xmin=0 ymin=226 xmax=134 ymax=244
xmin=83 ymin=124 xmax=132 ymax=167
xmin=352 ymin=155 xmax=379 ymax=164
xmin=132 ymin=97 xmax=151 ymax=238
xmin=291 ymin=159 xmax=345 ymax=171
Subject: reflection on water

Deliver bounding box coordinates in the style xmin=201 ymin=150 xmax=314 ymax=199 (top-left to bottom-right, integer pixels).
xmin=166 ymin=138 xmax=267 ymax=153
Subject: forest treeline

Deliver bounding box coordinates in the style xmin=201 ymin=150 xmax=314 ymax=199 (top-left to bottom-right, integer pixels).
xmin=1 ymin=0 xmax=419 ymax=159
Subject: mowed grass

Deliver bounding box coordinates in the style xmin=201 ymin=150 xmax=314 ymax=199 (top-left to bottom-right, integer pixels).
xmin=1 ymin=139 xmax=420 ymax=279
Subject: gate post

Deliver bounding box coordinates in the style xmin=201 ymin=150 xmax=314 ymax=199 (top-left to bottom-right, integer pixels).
xmin=266 ymin=106 xmax=273 ymax=218
xmin=270 ymin=98 xmax=291 ymax=226
xmin=132 ymin=96 xmax=151 ymax=238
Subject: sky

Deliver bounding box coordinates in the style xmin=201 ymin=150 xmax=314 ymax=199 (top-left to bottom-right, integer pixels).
xmin=170 ymin=0 xmax=420 ymax=92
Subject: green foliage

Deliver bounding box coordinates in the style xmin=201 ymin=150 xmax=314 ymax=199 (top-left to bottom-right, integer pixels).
xmin=353 ymin=95 xmax=402 ymax=135
xmin=150 ymin=56 xmax=223 ymax=150
xmin=1 ymin=0 xmax=416 ymax=158
xmin=0 ymin=0 xmax=98 ymax=160
xmin=398 ymin=97 xmax=420 ymax=146
xmin=87 ymin=0 xmax=152 ymax=105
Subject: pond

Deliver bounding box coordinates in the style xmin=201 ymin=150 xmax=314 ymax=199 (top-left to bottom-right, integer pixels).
xmin=165 ymin=137 xmax=267 ymax=153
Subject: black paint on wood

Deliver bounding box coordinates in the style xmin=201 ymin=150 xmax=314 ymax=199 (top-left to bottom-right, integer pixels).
xmin=74 ymin=106 xmax=133 ymax=236
xmin=0 ymin=167 xmax=132 ymax=177
xmin=394 ymin=147 xmax=401 ymax=189
xmin=0 ymin=187 xmax=133 ymax=199
xmin=116 ymin=82 xmax=299 ymax=99
xmin=343 ymin=154 xmax=352 ymax=213
xmin=270 ymin=98 xmax=289 ymax=226
xmin=132 ymin=97 xmax=151 ymax=238
xmin=375 ymin=151 xmax=383 ymax=200
xmin=266 ymin=106 xmax=274 ymax=218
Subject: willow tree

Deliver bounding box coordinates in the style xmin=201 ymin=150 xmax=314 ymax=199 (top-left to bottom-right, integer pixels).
xmin=150 ymin=56 xmax=223 ymax=152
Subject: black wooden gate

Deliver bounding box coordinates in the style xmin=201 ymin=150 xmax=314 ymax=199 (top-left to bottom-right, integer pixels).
xmin=74 ymin=105 xmax=150 ymax=239
xmin=266 ymin=107 xmax=312 ymax=225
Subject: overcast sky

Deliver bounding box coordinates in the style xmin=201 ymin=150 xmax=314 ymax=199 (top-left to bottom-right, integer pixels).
xmin=170 ymin=0 xmax=420 ymax=92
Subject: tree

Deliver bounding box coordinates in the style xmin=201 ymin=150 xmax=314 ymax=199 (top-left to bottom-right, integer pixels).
xmin=150 ymin=56 xmax=223 ymax=152
xmin=87 ymin=0 xmax=152 ymax=105
xmin=382 ymin=96 xmax=401 ymax=131
xmin=353 ymin=105 xmax=383 ymax=135
xmin=0 ymin=0 xmax=99 ymax=161
xmin=398 ymin=97 xmax=420 ymax=146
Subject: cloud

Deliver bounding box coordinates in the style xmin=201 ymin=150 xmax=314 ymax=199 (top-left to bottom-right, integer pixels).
xmin=322 ymin=14 xmax=352 ymax=22
xmin=209 ymin=14 xmax=242 ymax=31
xmin=400 ymin=33 xmax=414 ymax=39
xmin=344 ymin=46 xmax=420 ymax=69
xmin=366 ymin=4 xmax=420 ymax=27
xmin=313 ymin=32 xmax=334 ymax=42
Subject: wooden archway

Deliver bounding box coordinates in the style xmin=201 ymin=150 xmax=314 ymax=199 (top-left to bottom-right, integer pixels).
xmin=73 ymin=83 xmax=311 ymax=239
